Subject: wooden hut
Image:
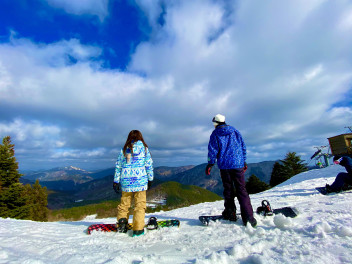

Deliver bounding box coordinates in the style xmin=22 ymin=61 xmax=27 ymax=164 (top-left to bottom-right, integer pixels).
xmin=328 ymin=133 xmax=352 ymax=155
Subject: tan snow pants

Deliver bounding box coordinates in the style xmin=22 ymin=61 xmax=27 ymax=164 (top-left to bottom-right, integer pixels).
xmin=117 ymin=190 xmax=146 ymax=231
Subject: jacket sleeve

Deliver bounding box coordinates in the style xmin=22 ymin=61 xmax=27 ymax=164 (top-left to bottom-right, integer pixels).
xmin=114 ymin=150 xmax=124 ymax=183
xmin=240 ymin=133 xmax=247 ymax=163
xmin=145 ymin=148 xmax=154 ymax=181
xmin=341 ymin=156 xmax=352 ymax=174
xmin=208 ymin=132 xmax=218 ymax=165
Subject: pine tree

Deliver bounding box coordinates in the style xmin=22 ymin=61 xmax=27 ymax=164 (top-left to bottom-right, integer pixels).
xmin=0 ymin=136 xmax=48 ymax=221
xmin=270 ymin=162 xmax=285 ymax=187
xmin=246 ymin=174 xmax=270 ymax=194
xmin=0 ymin=136 xmax=30 ymax=219
xmin=27 ymin=180 xmax=49 ymax=221
xmin=0 ymin=136 xmax=22 ymax=188
xmin=270 ymin=152 xmax=308 ymax=187
xmin=281 ymin=152 xmax=308 ymax=177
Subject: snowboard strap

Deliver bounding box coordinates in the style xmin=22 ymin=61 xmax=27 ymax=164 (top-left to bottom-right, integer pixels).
xmin=146 ymin=216 xmax=158 ymax=230
xmin=256 ymin=200 xmax=274 ymax=216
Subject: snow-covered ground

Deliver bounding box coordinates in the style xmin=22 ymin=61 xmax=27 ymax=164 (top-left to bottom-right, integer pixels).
xmin=1 ymin=165 xmax=352 ymax=264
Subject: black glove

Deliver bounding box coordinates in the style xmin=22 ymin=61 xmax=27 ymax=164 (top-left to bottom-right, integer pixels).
xmin=113 ymin=182 xmax=120 ymax=194
xmin=148 ymin=181 xmax=153 ymax=190
xmin=205 ymin=164 xmax=214 ymax=176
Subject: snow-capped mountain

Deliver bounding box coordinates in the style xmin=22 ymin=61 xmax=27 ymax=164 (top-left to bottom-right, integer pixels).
xmin=22 ymin=165 xmax=93 ymax=183
xmin=2 ymin=165 xmax=351 ymax=263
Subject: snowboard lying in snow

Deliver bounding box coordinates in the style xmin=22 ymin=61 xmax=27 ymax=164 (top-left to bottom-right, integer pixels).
xmin=199 ymin=207 xmax=298 ymax=226
xmin=316 ymin=186 xmax=352 ymax=195
xmin=87 ymin=219 xmax=180 ymax=234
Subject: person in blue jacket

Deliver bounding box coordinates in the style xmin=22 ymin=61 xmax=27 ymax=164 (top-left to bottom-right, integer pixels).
xmin=206 ymin=114 xmax=257 ymax=227
xmin=113 ymin=130 xmax=153 ymax=237
xmin=326 ymin=155 xmax=352 ymax=193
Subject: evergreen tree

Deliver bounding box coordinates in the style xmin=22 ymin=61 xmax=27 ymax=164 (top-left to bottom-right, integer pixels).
xmin=281 ymin=152 xmax=308 ymax=177
xmin=270 ymin=161 xmax=285 ymax=187
xmin=246 ymin=174 xmax=270 ymax=194
xmin=0 ymin=136 xmax=29 ymax=219
xmin=24 ymin=180 xmax=49 ymax=221
xmin=0 ymin=136 xmax=22 ymax=188
xmin=0 ymin=136 xmax=48 ymax=221
xmin=270 ymin=152 xmax=308 ymax=187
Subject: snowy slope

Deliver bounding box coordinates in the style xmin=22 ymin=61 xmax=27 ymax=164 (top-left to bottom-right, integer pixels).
xmin=1 ymin=165 xmax=352 ymax=264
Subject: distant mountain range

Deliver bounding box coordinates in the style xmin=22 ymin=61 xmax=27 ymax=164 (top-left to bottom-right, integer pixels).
xmin=166 ymin=161 xmax=276 ymax=196
xmin=20 ymin=161 xmax=276 ymax=209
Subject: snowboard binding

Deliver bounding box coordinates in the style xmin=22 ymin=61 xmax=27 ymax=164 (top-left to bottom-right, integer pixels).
xmin=256 ymin=200 xmax=274 ymax=216
xmin=146 ymin=217 xmax=158 ymax=230
xmin=116 ymin=218 xmax=128 ymax=233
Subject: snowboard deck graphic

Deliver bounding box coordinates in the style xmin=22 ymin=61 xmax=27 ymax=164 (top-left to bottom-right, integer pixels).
xmin=87 ymin=219 xmax=180 ymax=234
xmin=316 ymin=186 xmax=352 ymax=195
xmin=199 ymin=207 xmax=298 ymax=226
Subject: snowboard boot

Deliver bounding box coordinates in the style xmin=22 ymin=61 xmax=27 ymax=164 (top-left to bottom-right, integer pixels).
xmin=132 ymin=229 xmax=145 ymax=237
xmin=325 ymin=184 xmax=334 ymax=193
xmin=146 ymin=217 xmax=158 ymax=230
xmin=116 ymin=218 xmax=128 ymax=233
xmin=222 ymin=209 xmax=237 ymax=221
xmin=248 ymin=218 xmax=257 ymax=228
xmin=243 ymin=217 xmax=257 ymax=228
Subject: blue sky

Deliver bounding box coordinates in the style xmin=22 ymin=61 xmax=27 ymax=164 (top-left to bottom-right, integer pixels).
xmin=0 ymin=0 xmax=352 ymax=171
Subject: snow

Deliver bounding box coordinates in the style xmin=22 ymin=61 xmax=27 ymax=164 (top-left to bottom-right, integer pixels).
xmin=1 ymin=165 xmax=352 ymax=263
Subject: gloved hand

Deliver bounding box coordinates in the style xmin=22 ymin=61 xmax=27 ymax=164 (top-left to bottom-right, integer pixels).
xmin=205 ymin=164 xmax=214 ymax=176
xmin=333 ymin=156 xmax=342 ymax=165
xmin=113 ymin=182 xmax=120 ymax=194
xmin=244 ymin=162 xmax=248 ymax=172
xmin=148 ymin=181 xmax=153 ymax=190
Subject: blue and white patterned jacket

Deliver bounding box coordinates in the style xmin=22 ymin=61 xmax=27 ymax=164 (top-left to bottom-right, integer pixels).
xmin=114 ymin=141 xmax=154 ymax=192
xmin=208 ymin=124 xmax=246 ymax=170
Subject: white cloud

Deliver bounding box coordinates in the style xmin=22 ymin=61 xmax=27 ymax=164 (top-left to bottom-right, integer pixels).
xmin=52 ymin=148 xmax=106 ymax=158
xmin=1 ymin=0 xmax=352 ymax=169
xmin=0 ymin=119 xmax=62 ymax=152
xmin=129 ymin=0 xmax=352 ymax=160
xmin=0 ymin=36 xmax=150 ymax=117
xmin=43 ymin=0 xmax=109 ymax=21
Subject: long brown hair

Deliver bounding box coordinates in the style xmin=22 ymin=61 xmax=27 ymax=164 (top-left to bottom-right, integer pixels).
xmin=123 ymin=130 xmax=149 ymax=157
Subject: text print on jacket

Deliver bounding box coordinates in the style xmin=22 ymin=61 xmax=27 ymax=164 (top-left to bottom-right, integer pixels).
xmin=114 ymin=141 xmax=154 ymax=192
xmin=208 ymin=125 xmax=246 ymax=170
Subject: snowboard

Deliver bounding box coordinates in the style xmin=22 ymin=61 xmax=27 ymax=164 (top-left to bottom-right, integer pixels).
xmin=199 ymin=207 xmax=298 ymax=226
xmin=87 ymin=219 xmax=180 ymax=234
xmin=316 ymin=186 xmax=352 ymax=195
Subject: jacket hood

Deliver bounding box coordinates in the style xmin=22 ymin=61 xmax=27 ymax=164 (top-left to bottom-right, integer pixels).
xmin=132 ymin=140 xmax=145 ymax=155
xmin=214 ymin=125 xmax=235 ymax=136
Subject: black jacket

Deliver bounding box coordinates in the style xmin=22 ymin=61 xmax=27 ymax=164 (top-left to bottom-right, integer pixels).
xmin=339 ymin=156 xmax=352 ymax=174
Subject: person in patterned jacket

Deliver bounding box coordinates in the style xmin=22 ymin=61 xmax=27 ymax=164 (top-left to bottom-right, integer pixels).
xmin=113 ymin=130 xmax=153 ymax=237
xmin=206 ymin=114 xmax=257 ymax=227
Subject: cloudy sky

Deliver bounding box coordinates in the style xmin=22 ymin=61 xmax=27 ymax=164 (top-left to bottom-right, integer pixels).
xmin=1 ymin=0 xmax=351 ymax=171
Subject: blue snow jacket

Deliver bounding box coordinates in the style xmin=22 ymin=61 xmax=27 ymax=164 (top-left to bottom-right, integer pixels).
xmin=208 ymin=124 xmax=246 ymax=170
xmin=114 ymin=141 xmax=154 ymax=192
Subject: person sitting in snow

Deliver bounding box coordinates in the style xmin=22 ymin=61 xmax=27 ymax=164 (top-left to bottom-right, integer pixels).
xmin=326 ymin=155 xmax=352 ymax=193
xmin=205 ymin=114 xmax=257 ymax=227
xmin=113 ymin=130 xmax=154 ymax=237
